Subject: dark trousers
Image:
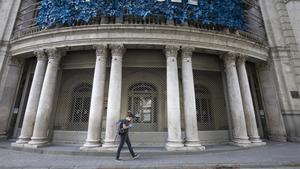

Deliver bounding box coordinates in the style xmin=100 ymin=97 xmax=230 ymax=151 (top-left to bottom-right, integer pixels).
xmin=116 ymin=133 xmax=135 ymax=159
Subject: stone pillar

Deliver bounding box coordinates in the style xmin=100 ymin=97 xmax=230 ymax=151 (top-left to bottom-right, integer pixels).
xmin=236 ymin=56 xmax=265 ymax=145
xmin=28 ymin=48 xmax=63 ymax=147
xmin=165 ymin=45 xmax=184 ymax=151
xmin=15 ymin=50 xmax=47 ymax=144
xmin=256 ymin=62 xmax=287 ymax=142
xmin=181 ymin=46 xmax=204 ymax=150
xmin=0 ymin=56 xmax=23 ymax=138
xmin=82 ymin=45 xmax=108 ymax=149
xmin=102 ymin=44 xmax=125 ymax=148
xmin=223 ymin=52 xmax=251 ymax=146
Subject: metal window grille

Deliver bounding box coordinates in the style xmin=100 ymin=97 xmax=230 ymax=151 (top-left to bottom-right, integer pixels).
xmin=123 ymin=67 xmax=166 ymax=132
xmin=193 ymin=70 xmax=229 ymax=130
xmin=54 ymin=69 xmax=94 ymax=131
xmin=128 ymin=82 xmax=159 ymax=131
xmin=69 ymin=83 xmax=92 ymax=124
xmin=195 ymin=85 xmax=213 ymax=125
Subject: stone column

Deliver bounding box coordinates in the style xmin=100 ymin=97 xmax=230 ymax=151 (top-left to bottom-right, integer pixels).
xmin=236 ymin=56 xmax=265 ymax=145
xmin=28 ymin=48 xmax=63 ymax=147
xmin=82 ymin=45 xmax=108 ymax=149
xmin=165 ymin=45 xmax=184 ymax=151
xmin=181 ymin=46 xmax=204 ymax=150
xmin=102 ymin=44 xmax=125 ymax=148
xmin=15 ymin=50 xmax=47 ymax=145
xmin=223 ymin=52 xmax=251 ymax=146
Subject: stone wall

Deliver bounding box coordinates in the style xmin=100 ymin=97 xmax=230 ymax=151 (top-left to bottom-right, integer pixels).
xmin=259 ymin=0 xmax=300 ymax=142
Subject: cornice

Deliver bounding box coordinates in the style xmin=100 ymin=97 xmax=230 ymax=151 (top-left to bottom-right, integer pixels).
xmin=9 ymin=25 xmax=269 ymax=61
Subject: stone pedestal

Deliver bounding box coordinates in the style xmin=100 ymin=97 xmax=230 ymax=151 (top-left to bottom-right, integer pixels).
xmin=14 ymin=50 xmax=47 ymax=145
xmin=165 ymin=45 xmax=184 ymax=151
xmin=102 ymin=44 xmax=125 ymax=148
xmin=181 ymin=46 xmax=205 ymax=151
xmin=81 ymin=45 xmax=108 ymax=149
xmin=223 ymin=52 xmax=251 ymax=146
xmin=28 ymin=48 xmax=63 ymax=147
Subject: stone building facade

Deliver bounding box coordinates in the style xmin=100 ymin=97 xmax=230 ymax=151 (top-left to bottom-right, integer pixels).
xmin=0 ymin=0 xmax=299 ymax=151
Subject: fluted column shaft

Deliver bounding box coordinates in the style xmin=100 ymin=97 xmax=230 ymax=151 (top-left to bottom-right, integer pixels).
xmin=237 ymin=56 xmax=263 ymax=143
xmin=223 ymin=53 xmax=250 ymax=145
xmin=28 ymin=48 xmax=63 ymax=146
xmin=181 ymin=46 xmax=204 ymax=150
xmin=83 ymin=45 xmax=108 ymax=148
xmin=16 ymin=50 xmax=47 ymax=144
xmin=102 ymin=44 xmax=125 ymax=148
xmin=165 ymin=45 xmax=184 ymax=151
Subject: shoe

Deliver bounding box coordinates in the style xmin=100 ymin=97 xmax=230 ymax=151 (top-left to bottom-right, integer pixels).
xmin=115 ymin=158 xmax=122 ymax=161
xmin=132 ymin=153 xmax=140 ymax=159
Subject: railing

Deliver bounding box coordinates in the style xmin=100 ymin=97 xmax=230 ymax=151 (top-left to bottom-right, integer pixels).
xmin=12 ymin=0 xmax=268 ymax=46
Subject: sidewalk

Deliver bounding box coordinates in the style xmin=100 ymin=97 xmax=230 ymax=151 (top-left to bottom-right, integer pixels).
xmin=0 ymin=140 xmax=300 ymax=169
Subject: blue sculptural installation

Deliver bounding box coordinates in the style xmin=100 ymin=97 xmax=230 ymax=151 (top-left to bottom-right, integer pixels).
xmin=36 ymin=0 xmax=245 ymax=30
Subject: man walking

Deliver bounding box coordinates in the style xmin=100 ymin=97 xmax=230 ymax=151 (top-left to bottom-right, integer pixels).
xmin=116 ymin=113 xmax=139 ymax=160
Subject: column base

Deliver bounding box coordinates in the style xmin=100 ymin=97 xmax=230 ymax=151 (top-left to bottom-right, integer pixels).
xmin=165 ymin=140 xmax=184 ymax=151
xmin=251 ymin=141 xmax=267 ymax=147
xmin=27 ymin=137 xmax=49 ymax=148
xmin=80 ymin=140 xmax=102 ymax=151
xmin=82 ymin=140 xmax=101 ymax=147
xmin=250 ymin=137 xmax=266 ymax=146
xmin=231 ymin=137 xmax=251 ymax=147
xmin=184 ymin=141 xmax=205 ymax=151
xmin=102 ymin=140 xmax=118 ymax=148
xmin=15 ymin=137 xmax=30 ymax=144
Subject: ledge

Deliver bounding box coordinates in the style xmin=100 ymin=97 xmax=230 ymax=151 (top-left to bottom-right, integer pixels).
xmin=10 ymin=24 xmax=269 ymax=61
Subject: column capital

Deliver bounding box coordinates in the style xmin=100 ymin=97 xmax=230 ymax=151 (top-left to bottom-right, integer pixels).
xmin=94 ymin=44 xmax=108 ymax=59
xmin=181 ymin=46 xmax=194 ymax=59
xmin=45 ymin=48 xmax=65 ymax=63
xmin=222 ymin=52 xmax=239 ymax=68
xmin=236 ymin=55 xmax=248 ymax=66
xmin=165 ymin=45 xmax=180 ymax=58
xmin=34 ymin=49 xmax=47 ymax=61
xmin=110 ymin=44 xmax=126 ymax=58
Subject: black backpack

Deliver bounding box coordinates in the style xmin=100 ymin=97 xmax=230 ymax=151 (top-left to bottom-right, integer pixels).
xmin=116 ymin=119 xmax=125 ymax=135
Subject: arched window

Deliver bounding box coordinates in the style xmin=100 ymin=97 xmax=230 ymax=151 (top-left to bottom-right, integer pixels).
xmin=195 ymin=85 xmax=213 ymax=130
xmin=69 ymin=83 xmax=92 ymax=124
xmin=128 ymin=83 xmax=158 ymax=127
